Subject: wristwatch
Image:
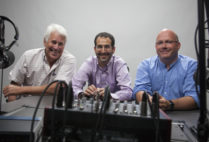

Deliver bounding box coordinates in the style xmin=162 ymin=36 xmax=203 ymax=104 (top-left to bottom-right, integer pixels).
xmin=169 ymin=100 xmax=175 ymax=111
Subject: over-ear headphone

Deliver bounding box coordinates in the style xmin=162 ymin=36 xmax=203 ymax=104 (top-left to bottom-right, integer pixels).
xmin=0 ymin=16 xmax=19 ymax=69
xmin=0 ymin=16 xmax=19 ymax=51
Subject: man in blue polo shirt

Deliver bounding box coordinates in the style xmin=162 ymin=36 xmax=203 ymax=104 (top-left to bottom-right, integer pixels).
xmin=133 ymin=29 xmax=199 ymax=110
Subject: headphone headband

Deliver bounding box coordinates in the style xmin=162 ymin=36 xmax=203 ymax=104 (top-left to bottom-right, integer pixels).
xmin=0 ymin=16 xmax=19 ymax=51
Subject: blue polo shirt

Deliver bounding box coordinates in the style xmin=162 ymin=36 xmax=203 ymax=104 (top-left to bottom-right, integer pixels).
xmin=132 ymin=55 xmax=199 ymax=107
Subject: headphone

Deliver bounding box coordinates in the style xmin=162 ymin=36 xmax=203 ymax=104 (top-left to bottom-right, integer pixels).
xmin=0 ymin=16 xmax=19 ymax=69
xmin=0 ymin=16 xmax=19 ymax=51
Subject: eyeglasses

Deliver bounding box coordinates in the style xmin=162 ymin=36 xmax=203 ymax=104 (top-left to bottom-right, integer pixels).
xmin=96 ymin=45 xmax=112 ymax=50
xmin=156 ymin=40 xmax=178 ymax=46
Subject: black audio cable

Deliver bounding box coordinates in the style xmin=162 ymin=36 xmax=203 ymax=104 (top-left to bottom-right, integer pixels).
xmin=51 ymin=81 xmax=68 ymax=142
xmin=151 ymin=92 xmax=161 ymax=142
xmin=63 ymin=81 xmax=74 ymax=141
xmin=144 ymin=91 xmax=162 ymax=142
xmin=92 ymin=86 xmax=111 ymax=142
xmin=193 ymin=18 xmax=209 ymax=95
xmin=30 ymin=80 xmax=60 ymax=142
xmin=99 ymin=86 xmax=111 ymax=131
xmin=141 ymin=92 xmax=148 ymax=116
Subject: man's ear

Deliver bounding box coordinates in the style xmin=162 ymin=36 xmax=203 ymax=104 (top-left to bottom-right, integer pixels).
xmin=43 ymin=39 xmax=47 ymax=47
xmin=177 ymin=42 xmax=181 ymax=50
xmin=113 ymin=46 xmax=116 ymax=53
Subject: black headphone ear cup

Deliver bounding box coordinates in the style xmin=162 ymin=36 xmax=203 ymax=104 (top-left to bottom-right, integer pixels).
xmin=0 ymin=16 xmax=19 ymax=50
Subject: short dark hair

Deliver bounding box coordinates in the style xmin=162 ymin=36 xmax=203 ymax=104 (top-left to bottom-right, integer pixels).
xmin=94 ymin=32 xmax=115 ymax=47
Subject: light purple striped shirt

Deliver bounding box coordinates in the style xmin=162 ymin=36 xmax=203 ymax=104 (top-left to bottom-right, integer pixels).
xmin=72 ymin=55 xmax=132 ymax=100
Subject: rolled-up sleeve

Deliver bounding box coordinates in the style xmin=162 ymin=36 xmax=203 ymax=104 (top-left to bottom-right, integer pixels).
xmin=72 ymin=61 xmax=92 ymax=98
xmin=183 ymin=60 xmax=199 ymax=107
xmin=9 ymin=52 xmax=27 ymax=84
xmin=132 ymin=60 xmax=152 ymax=99
xmin=113 ymin=63 xmax=132 ymax=101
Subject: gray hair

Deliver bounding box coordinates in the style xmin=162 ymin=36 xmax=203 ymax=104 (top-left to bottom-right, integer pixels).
xmin=44 ymin=23 xmax=68 ymax=42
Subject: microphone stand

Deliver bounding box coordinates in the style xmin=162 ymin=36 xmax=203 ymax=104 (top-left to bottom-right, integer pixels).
xmin=0 ymin=17 xmax=5 ymax=114
xmin=0 ymin=16 xmax=17 ymax=114
xmin=197 ymin=0 xmax=209 ymax=141
xmin=0 ymin=64 xmax=4 ymax=114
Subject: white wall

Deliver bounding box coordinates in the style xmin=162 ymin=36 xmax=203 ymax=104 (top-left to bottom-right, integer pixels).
xmin=0 ymin=0 xmax=197 ymax=103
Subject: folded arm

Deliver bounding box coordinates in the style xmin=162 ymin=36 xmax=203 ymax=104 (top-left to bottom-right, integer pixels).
xmin=3 ymin=81 xmax=59 ymax=102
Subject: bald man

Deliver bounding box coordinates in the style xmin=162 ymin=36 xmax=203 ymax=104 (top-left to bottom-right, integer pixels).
xmin=132 ymin=29 xmax=199 ymax=110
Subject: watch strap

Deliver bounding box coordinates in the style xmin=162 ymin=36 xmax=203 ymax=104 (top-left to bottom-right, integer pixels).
xmin=169 ymin=100 xmax=174 ymax=110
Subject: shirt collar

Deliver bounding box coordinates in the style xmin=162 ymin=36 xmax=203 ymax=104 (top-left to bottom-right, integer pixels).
xmin=157 ymin=55 xmax=179 ymax=70
xmin=96 ymin=55 xmax=114 ymax=71
xmin=42 ymin=48 xmax=61 ymax=67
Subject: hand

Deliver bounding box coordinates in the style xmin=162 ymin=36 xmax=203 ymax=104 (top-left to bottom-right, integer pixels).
xmin=84 ymin=85 xmax=97 ymax=97
xmin=158 ymin=95 xmax=170 ymax=110
xmin=148 ymin=95 xmax=153 ymax=103
xmin=97 ymin=88 xmax=105 ymax=97
xmin=3 ymin=84 xmax=22 ymax=97
xmin=7 ymin=96 xmax=17 ymax=102
xmin=136 ymin=91 xmax=152 ymax=103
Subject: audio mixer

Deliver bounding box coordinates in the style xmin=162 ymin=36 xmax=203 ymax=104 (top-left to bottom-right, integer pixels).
xmin=43 ymin=97 xmax=171 ymax=142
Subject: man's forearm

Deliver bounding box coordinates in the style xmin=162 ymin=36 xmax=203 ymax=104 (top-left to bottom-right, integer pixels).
xmin=5 ymin=82 xmax=59 ymax=102
xmin=21 ymin=83 xmax=58 ymax=95
xmin=4 ymin=82 xmax=58 ymax=97
xmin=172 ymin=96 xmax=197 ymax=110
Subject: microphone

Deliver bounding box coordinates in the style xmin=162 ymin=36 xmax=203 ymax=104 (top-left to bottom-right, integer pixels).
xmin=140 ymin=92 xmax=148 ymax=116
xmin=0 ymin=50 xmax=15 ymax=69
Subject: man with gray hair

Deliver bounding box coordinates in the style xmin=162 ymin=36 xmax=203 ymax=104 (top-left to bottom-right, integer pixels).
xmin=3 ymin=23 xmax=76 ymax=102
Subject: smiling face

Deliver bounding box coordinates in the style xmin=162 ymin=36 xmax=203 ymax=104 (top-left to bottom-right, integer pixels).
xmin=44 ymin=31 xmax=66 ymax=67
xmin=155 ymin=29 xmax=181 ymax=65
xmin=94 ymin=37 xmax=115 ymax=67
